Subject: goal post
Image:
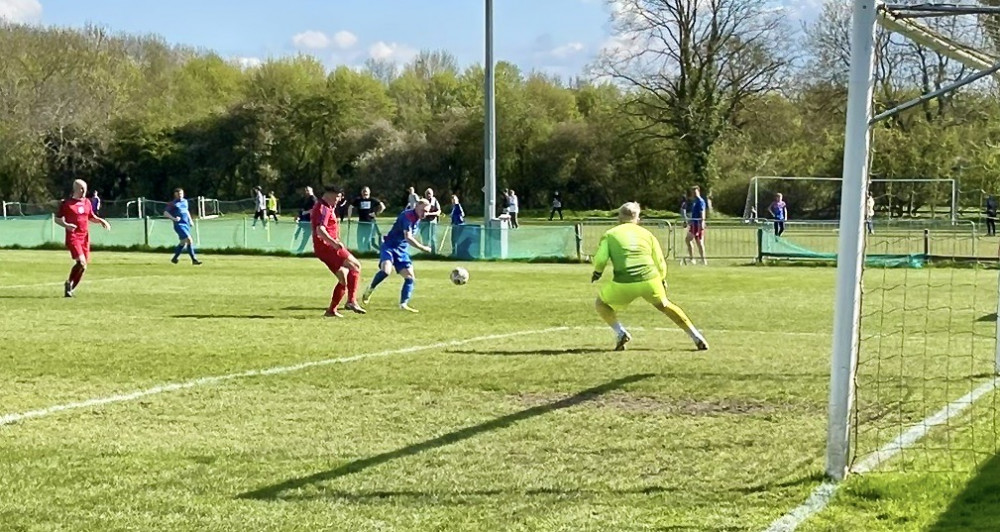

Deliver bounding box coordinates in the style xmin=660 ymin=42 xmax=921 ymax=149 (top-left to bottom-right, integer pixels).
xmin=827 ymin=0 xmax=879 ymax=482
xmin=745 ymin=176 xmax=958 ymax=223
xmin=827 ymin=0 xmax=1000 ymax=482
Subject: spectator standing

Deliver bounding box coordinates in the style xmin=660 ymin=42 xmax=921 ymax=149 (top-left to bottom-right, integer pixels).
xmin=348 ymin=187 xmax=386 ymax=252
xmin=507 ymin=189 xmax=520 ymax=228
xmin=987 ymin=195 xmax=998 ymax=237
xmin=549 ymin=191 xmax=563 ymax=221
xmin=90 ymin=190 xmax=101 ymax=216
xmin=252 ymin=187 xmax=267 ymax=228
xmin=294 ymin=186 xmax=317 ymax=253
xmin=266 ymin=191 xmax=279 ymax=223
xmin=421 ymin=188 xmax=442 ymax=254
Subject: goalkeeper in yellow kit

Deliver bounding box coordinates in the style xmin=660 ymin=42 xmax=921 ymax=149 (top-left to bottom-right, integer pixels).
xmin=592 ymin=202 xmax=709 ymax=351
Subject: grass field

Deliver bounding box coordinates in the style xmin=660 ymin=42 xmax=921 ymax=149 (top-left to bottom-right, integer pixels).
xmin=1 ymin=249 xmax=998 ymax=531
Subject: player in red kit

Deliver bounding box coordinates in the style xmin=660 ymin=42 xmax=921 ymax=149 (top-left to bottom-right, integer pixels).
xmin=312 ymin=185 xmax=366 ymax=317
xmin=55 ymin=179 xmax=111 ymax=297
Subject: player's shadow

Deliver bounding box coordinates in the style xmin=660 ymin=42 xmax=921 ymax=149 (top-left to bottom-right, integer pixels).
xmin=172 ymin=314 xmax=280 ymax=320
xmin=281 ymin=306 xmax=326 ymax=311
xmin=927 ymin=452 xmax=1000 ymax=531
xmin=282 ymin=485 xmax=676 ymax=502
xmin=237 ymin=373 xmax=655 ymax=501
xmin=446 ymin=347 xmax=623 ymax=356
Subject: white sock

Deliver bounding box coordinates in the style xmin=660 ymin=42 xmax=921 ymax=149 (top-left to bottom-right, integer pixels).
xmin=688 ymin=328 xmax=705 ymax=342
xmin=612 ymin=322 xmax=626 ymax=336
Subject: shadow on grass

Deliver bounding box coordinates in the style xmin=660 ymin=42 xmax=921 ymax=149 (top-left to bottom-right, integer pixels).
xmin=238 ymin=373 xmax=654 ymax=501
xmin=928 ymin=453 xmax=1000 ymax=531
xmin=976 ymin=313 xmax=997 ymax=323
xmin=446 ymin=348 xmax=642 ymax=356
xmin=173 ymin=314 xmax=279 ymax=320
xmin=282 ymin=485 xmax=677 ymax=503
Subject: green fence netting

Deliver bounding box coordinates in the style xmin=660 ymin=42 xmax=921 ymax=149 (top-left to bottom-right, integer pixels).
xmin=0 ymin=216 xmax=581 ymax=261
xmin=760 ymin=229 xmax=927 ymax=267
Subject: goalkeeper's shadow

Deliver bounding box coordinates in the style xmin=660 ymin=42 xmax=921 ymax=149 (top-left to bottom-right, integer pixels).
xmin=236 ymin=373 xmax=655 ymax=501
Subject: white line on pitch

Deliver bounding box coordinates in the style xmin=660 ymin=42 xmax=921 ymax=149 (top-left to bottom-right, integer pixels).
xmin=0 ymin=327 xmax=569 ymax=428
xmin=0 ymin=276 xmax=151 ymax=290
xmin=762 ymin=377 xmax=998 ymax=532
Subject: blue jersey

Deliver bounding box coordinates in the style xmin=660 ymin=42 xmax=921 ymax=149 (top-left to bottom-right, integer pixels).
xmin=167 ymin=198 xmax=192 ymax=226
xmin=689 ymin=198 xmax=706 ymax=221
xmin=771 ymin=201 xmax=787 ymax=221
xmin=383 ymin=209 xmax=420 ymax=249
xmin=451 ymin=203 xmax=465 ymax=225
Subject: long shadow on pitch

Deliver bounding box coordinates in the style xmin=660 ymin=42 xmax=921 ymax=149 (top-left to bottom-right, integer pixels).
xmin=172 ymin=314 xmax=279 ymax=320
xmin=928 ymin=453 xmax=1000 ymax=531
xmin=238 ymin=373 xmax=654 ymax=501
xmin=280 ymin=485 xmax=677 ymax=503
xmin=447 ymin=347 xmax=626 ymax=356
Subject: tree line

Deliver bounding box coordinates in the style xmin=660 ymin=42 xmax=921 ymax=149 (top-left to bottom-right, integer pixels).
xmin=3 ymin=0 xmax=1000 ymax=218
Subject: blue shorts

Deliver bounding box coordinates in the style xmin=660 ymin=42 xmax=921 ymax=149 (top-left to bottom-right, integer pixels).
xmin=379 ymin=244 xmax=412 ymax=272
xmin=174 ymin=224 xmax=192 ymax=240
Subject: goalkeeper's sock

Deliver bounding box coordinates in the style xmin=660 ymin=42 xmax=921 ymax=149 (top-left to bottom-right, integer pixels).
xmin=400 ymin=277 xmax=415 ymax=305
xmin=172 ymin=244 xmax=185 ymax=262
xmin=369 ymin=270 xmax=389 ymax=291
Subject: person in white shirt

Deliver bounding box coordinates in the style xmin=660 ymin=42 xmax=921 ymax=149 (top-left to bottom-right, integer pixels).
xmin=421 ymin=188 xmax=442 ymax=254
xmin=406 ymin=187 xmax=419 ymax=209
xmin=866 ymin=192 xmax=876 ymax=235
xmin=507 ymin=189 xmax=520 ymax=228
xmin=252 ymin=187 xmax=267 ymax=228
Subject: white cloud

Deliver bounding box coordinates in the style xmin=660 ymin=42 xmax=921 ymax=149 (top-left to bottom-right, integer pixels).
xmin=236 ymin=57 xmax=263 ymax=69
xmin=550 ymin=42 xmax=585 ymax=59
xmin=333 ymin=30 xmax=358 ymax=50
xmin=292 ymin=30 xmax=331 ymax=50
xmin=0 ymin=0 xmax=42 ymax=24
xmin=369 ymin=41 xmax=418 ymax=63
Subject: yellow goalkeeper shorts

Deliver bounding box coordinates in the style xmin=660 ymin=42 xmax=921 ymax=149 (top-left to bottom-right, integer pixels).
xmin=599 ymin=279 xmax=667 ymax=310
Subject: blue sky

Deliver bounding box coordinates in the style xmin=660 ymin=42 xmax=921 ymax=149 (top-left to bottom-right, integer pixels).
xmin=0 ymin=0 xmax=821 ymax=77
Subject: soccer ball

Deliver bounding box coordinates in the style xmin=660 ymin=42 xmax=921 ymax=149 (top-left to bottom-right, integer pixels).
xmin=450 ymin=267 xmax=469 ymax=285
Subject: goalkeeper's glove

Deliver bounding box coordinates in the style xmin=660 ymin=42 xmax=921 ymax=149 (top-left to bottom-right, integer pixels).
xmin=591 ymin=271 xmax=602 ymax=283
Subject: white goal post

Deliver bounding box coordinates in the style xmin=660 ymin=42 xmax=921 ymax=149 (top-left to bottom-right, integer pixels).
xmin=828 ymin=0 xmax=1000 ymax=481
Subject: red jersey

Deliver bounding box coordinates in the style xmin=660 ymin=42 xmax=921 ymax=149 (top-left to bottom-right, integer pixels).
xmin=310 ymin=198 xmax=341 ymax=251
xmin=58 ymin=197 xmax=93 ymax=240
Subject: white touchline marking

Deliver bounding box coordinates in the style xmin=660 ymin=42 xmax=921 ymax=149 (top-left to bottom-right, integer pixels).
xmin=0 ymin=276 xmax=151 ymax=290
xmin=762 ymin=377 xmax=998 ymax=532
xmin=0 ymin=327 xmax=570 ymax=428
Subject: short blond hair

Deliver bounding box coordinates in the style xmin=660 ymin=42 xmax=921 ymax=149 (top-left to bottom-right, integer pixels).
xmin=618 ymin=202 xmax=640 ymax=222
xmin=415 ymin=198 xmax=431 ymax=208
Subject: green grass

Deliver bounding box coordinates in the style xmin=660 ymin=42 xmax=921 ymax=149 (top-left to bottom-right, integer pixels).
xmin=0 ymin=250 xmax=997 ymax=531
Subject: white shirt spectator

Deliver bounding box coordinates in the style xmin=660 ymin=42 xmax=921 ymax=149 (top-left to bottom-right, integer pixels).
xmin=407 ymin=192 xmax=419 ymax=209
xmin=255 ymin=191 xmax=266 ymax=211
xmin=507 ymin=194 xmax=519 ymax=214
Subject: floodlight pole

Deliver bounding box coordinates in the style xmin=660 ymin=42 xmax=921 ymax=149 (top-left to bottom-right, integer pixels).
xmin=484 ymin=0 xmax=497 ymax=222
xmin=827 ymin=0 xmax=878 ymax=482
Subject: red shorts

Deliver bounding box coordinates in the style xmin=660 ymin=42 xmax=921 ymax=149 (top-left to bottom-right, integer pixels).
xmin=317 ymin=247 xmax=351 ymax=273
xmin=687 ymin=223 xmax=705 ymax=240
xmin=67 ymin=234 xmax=91 ymax=262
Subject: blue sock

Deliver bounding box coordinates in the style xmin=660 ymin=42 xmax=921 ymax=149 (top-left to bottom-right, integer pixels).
xmin=187 ymin=243 xmax=197 ymax=260
xmin=370 ymin=270 xmax=389 ymax=290
xmin=172 ymin=244 xmax=185 ymax=260
xmin=400 ymin=278 xmax=415 ymax=305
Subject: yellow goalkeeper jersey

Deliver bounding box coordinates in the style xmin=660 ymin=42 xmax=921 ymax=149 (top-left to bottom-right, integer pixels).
xmin=593 ymin=223 xmax=667 ymax=284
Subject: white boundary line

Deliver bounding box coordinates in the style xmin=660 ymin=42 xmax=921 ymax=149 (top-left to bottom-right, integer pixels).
xmin=763 ymin=377 xmax=998 ymax=532
xmin=0 ymin=276 xmax=151 ymax=290
xmin=0 ymin=327 xmax=569 ymax=427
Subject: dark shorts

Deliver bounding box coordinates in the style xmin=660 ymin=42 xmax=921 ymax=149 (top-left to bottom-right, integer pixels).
xmin=379 ymin=245 xmax=412 ymax=272
xmin=174 ymin=223 xmax=192 ymax=240
xmin=688 ymin=223 xmax=705 ymax=240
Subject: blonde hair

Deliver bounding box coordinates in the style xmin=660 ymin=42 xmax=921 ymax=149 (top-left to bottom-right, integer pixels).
xmin=618 ymin=202 xmax=641 ymax=222
xmin=415 ymin=198 xmax=431 ymax=208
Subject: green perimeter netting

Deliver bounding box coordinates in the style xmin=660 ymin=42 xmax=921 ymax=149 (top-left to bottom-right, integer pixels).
xmin=0 ymin=216 xmax=580 ymax=261
xmin=760 ymin=230 xmax=926 ymax=268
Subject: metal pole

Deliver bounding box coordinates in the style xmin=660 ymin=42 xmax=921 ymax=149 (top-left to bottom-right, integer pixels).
xmin=826 ymin=0 xmax=878 ymax=482
xmin=484 ymin=0 xmax=497 ymax=223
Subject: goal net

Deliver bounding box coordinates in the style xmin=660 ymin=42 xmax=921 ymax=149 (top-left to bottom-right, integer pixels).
xmin=744 ymin=176 xmax=957 ymax=222
xmin=827 ymin=0 xmax=1000 ymax=480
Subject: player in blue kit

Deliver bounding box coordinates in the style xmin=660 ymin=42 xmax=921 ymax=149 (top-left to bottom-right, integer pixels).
xmin=361 ymin=199 xmax=432 ymax=312
xmin=164 ymin=188 xmax=202 ymax=265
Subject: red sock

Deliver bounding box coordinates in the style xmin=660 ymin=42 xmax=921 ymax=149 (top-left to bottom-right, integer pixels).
xmin=330 ymin=283 xmax=347 ymax=312
xmin=69 ymin=264 xmax=86 ymax=288
xmin=347 ymin=270 xmax=360 ymax=303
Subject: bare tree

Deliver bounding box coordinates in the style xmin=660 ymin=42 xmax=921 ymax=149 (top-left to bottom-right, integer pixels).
xmin=601 ymin=0 xmax=793 ymax=188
